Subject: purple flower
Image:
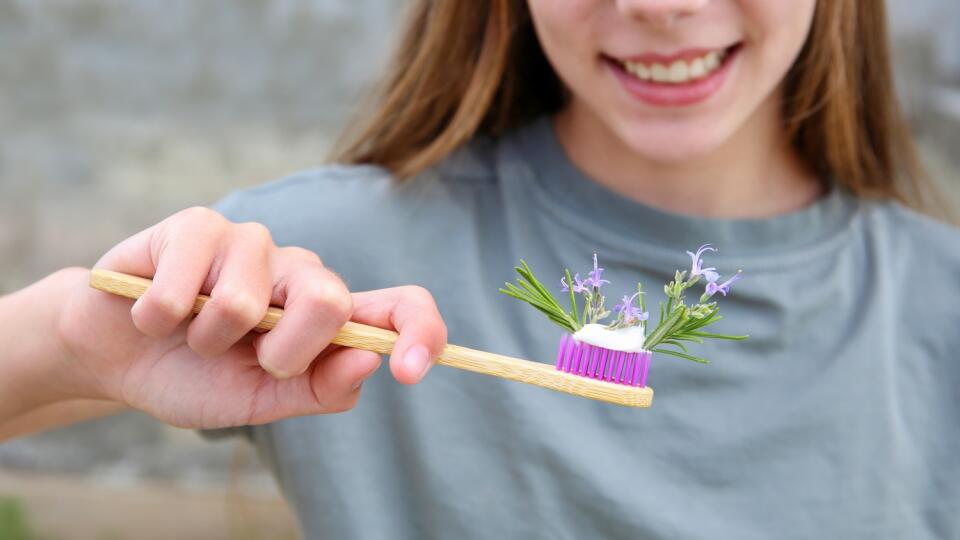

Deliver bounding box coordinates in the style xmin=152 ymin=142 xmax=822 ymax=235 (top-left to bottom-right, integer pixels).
xmin=560 ymin=273 xmax=588 ymax=294
xmin=583 ymin=253 xmax=611 ymax=289
xmin=704 ymin=270 xmax=742 ymax=298
xmin=613 ymin=293 xmax=649 ymax=324
xmin=687 ymin=244 xmax=717 ymax=278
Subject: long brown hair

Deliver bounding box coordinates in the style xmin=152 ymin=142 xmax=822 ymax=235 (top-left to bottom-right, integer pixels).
xmin=335 ymin=0 xmax=939 ymax=214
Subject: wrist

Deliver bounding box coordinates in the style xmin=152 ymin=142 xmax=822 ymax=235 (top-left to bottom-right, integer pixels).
xmin=50 ymin=267 xmax=117 ymax=402
xmin=0 ymin=268 xmax=112 ymax=420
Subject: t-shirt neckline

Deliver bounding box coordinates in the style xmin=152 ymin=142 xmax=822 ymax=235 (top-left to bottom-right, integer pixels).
xmin=504 ymin=116 xmax=860 ymax=263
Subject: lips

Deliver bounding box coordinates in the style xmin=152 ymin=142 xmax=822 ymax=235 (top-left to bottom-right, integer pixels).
xmin=604 ymin=43 xmax=741 ymax=107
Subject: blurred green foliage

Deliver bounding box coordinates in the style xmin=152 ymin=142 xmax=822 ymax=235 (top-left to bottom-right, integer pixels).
xmin=0 ymin=497 xmax=36 ymax=540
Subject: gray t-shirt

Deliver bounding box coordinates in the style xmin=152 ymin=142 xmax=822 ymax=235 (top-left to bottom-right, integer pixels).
xmin=210 ymin=117 xmax=960 ymax=539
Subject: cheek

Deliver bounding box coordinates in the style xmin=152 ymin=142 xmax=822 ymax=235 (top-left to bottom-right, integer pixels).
xmin=526 ymin=0 xmax=600 ymax=81
xmin=747 ymin=0 xmax=817 ymax=78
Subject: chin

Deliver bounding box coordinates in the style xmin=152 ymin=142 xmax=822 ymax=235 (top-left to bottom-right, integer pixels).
xmin=613 ymin=121 xmax=733 ymax=164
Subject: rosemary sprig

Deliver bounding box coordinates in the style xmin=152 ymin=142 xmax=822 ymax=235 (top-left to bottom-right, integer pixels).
xmin=564 ymin=268 xmax=579 ymax=325
xmin=500 ymin=260 xmax=580 ymax=333
xmin=643 ymin=263 xmax=748 ymax=363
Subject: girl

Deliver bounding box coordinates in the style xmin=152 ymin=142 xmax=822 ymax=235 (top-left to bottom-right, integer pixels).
xmin=2 ymin=1 xmax=958 ymax=538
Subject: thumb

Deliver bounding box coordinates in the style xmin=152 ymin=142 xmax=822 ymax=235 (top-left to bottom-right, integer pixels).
xmin=349 ymin=286 xmax=448 ymax=384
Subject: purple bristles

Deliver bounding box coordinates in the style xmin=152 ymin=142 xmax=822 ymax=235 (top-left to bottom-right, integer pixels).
xmin=555 ymin=333 xmax=652 ymax=388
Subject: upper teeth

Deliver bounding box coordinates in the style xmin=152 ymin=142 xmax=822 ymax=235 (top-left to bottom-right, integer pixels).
xmin=622 ymin=49 xmax=727 ymax=84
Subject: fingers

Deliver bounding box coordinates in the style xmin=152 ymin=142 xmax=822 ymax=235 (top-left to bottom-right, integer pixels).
xmin=254 ymin=261 xmax=353 ymax=378
xmin=308 ymin=347 xmax=382 ymax=410
xmin=95 ymin=205 xmax=446 ymax=399
xmin=350 ymin=286 xmax=448 ymax=385
xmin=247 ymin=347 xmax=381 ymax=424
xmin=185 ymin=222 xmax=275 ymax=357
xmin=97 ymin=207 xmax=226 ymax=337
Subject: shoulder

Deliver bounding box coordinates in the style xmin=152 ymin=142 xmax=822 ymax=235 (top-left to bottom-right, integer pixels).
xmin=214 ymin=137 xmax=500 ymax=232
xmin=858 ymin=199 xmax=960 ymax=268
xmin=208 ymin=138 xmax=503 ymax=288
xmin=213 ymin=163 xmax=394 ymax=226
xmin=856 ymin=199 xmax=960 ymax=346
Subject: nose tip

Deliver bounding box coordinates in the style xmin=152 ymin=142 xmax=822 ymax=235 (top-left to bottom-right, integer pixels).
xmin=615 ymin=0 xmax=710 ymax=27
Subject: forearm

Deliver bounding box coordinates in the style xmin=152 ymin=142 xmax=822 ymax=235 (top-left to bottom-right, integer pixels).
xmin=0 ymin=268 xmax=116 ymax=438
xmin=0 ymin=399 xmax=126 ymax=442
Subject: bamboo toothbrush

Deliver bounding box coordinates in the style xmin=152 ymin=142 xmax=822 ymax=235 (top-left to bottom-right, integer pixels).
xmin=89 ymin=269 xmax=653 ymax=408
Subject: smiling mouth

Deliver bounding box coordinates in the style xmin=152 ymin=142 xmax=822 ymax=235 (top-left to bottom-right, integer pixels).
xmin=610 ymin=44 xmax=741 ymax=85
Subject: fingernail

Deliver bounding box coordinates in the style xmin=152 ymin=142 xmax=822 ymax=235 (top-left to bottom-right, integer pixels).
xmin=131 ymin=296 xmax=144 ymax=316
xmin=263 ymin=363 xmax=293 ymax=380
xmin=351 ymin=356 xmax=382 ymax=390
xmin=350 ymin=376 xmax=369 ymax=391
xmin=402 ymin=344 xmax=433 ymax=381
xmin=259 ymin=353 xmax=297 ymax=380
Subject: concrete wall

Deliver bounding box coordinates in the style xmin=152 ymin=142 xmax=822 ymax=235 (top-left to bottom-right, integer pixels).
xmin=0 ymin=0 xmax=400 ymax=291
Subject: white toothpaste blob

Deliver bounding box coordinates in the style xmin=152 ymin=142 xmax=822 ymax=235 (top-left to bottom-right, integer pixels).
xmin=571 ymin=323 xmax=648 ymax=353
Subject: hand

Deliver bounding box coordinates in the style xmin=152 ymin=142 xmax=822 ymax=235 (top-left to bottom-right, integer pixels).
xmin=53 ymin=207 xmax=447 ymax=428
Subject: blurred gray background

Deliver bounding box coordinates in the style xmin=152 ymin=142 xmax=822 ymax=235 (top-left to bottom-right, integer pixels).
xmin=0 ymin=1 xmax=958 ymax=539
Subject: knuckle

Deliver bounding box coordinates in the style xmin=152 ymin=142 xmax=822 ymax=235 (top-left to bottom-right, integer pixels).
xmin=144 ymin=289 xmax=193 ymax=322
xmin=207 ymin=288 xmax=264 ymax=327
xmin=401 ymin=285 xmax=436 ymax=306
xmin=398 ymin=285 xmax=446 ymax=344
xmin=282 ymin=246 xmax=323 ymax=266
xmin=302 ymin=281 xmax=353 ymax=322
xmin=236 ymin=221 xmax=273 ymax=245
xmin=165 ymin=208 xmax=228 ymax=246
xmin=177 ymin=206 xmax=223 ymax=226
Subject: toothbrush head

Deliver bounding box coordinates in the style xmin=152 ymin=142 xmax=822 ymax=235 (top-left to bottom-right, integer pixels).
xmin=556 ymin=333 xmax=652 ymax=388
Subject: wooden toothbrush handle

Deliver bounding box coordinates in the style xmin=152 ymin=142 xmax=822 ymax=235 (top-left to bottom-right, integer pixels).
xmin=89 ymin=269 xmax=652 ymax=408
